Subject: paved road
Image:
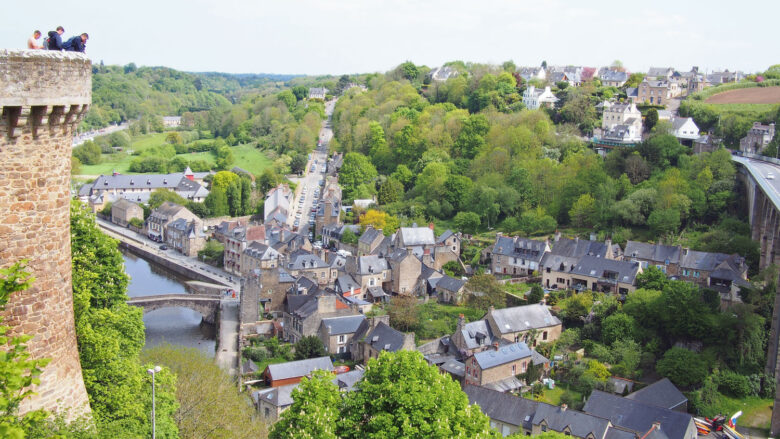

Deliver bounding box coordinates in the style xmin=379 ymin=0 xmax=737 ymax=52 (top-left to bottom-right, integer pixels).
xmin=96 ymin=218 xmax=240 ymax=291
xmin=73 ymin=122 xmax=130 ymax=146
xmin=215 ymin=300 xmax=239 ymax=375
xmin=287 ymin=99 xmax=337 ymax=238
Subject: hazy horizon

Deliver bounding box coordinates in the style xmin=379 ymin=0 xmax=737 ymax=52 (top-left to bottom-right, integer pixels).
xmin=2 ymin=0 xmax=777 ymax=76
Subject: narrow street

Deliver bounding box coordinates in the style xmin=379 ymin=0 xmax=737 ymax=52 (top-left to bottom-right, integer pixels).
xmin=215 ymin=300 xmax=239 ymax=375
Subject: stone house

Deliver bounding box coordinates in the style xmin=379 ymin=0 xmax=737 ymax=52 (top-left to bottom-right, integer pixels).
xmin=739 ymin=122 xmax=776 ymax=154
xmin=110 ymin=198 xmax=143 ymax=227
xmin=262 ymin=356 xmax=334 ymax=387
xmin=450 ymin=316 xmax=500 ymax=357
xmin=547 ymin=255 xmax=642 ymax=295
xmin=394 ymin=226 xmax=436 ymax=259
xmin=518 ymin=67 xmax=546 ymax=82
xmin=638 ymin=78 xmax=680 ymax=106
xmin=162 ymin=116 xmax=181 ymax=128
xmin=602 ymin=102 xmax=642 ymax=134
xmin=346 ymin=255 xmax=391 ymax=293
xmin=540 ymin=237 xmax=616 ymax=289
xmin=318 ymin=314 xmax=366 ymax=355
xmin=223 ymin=224 xmax=266 ymax=275
xmin=432 ymin=230 xmax=461 ymax=270
xmin=315 ymin=180 xmax=342 ymax=236
xmin=322 ymin=224 xmax=360 ymax=249
xmin=308 ymin=87 xmax=328 ymax=100
xmin=647 ymin=66 xmax=675 ymax=80
xmin=598 ymin=69 xmax=629 ymax=87
xmin=491 ymin=235 xmax=550 ymax=277
xmin=522 ymin=86 xmax=559 ymax=110
xmin=264 ymin=184 xmax=292 ymax=224
xmin=254 ymin=384 xmax=296 ymax=423
xmin=358 ymin=226 xmax=385 ymax=256
xmin=436 ymin=275 xmax=467 ymax=304
xmin=285 ymin=249 xmax=334 ymax=285
xmin=623 ymin=241 xmax=681 ymax=275
xmin=464 ymin=385 xmax=539 ymax=436
xmin=386 ymin=248 xmax=422 ymax=295
xmin=335 ymin=274 xmax=362 ymax=299
xmin=247 ymin=267 xmax=296 ymax=315
xmin=164 ymin=218 xmax=206 ymax=257
xmin=464 ymin=342 xmax=532 ymax=387
xmin=349 ymin=315 xmax=415 ymax=364
xmin=240 ymin=241 xmax=282 ymax=275
xmin=145 ymin=201 xmax=200 ymax=242
xmin=484 ymin=304 xmax=563 ymax=347
xmin=282 ymin=292 xmax=356 ymax=344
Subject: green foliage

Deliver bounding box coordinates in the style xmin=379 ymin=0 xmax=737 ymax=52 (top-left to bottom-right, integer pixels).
xmin=636 ymin=266 xmax=669 ymax=291
xmin=271 ymin=370 xmax=340 ymax=439
xmin=656 ymin=347 xmax=709 ymax=388
xmin=340 ymin=153 xmax=377 ymax=201
xmin=293 ymin=336 xmax=327 ymax=361
xmin=198 ymin=239 xmax=224 ymax=266
xmin=465 ymin=274 xmax=506 ymax=313
xmin=73 ymin=140 xmax=102 ymax=165
xmin=70 ymin=201 xmax=177 ymax=437
xmin=443 ymin=261 xmax=465 ymax=277
xmin=527 ymin=284 xmax=544 ymax=304
xmin=341 ymin=228 xmax=358 ymax=245
xmin=143 ymin=345 xmax=267 ymax=439
xmin=601 ymin=313 xmax=636 ymax=344
xmin=386 ymin=296 xmax=420 ymax=332
xmin=148 ymin=189 xmax=188 ymax=210
xmin=453 ymin=211 xmax=481 ymax=234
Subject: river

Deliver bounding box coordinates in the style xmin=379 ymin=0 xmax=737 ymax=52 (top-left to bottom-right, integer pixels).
xmin=121 ymin=248 xmax=216 ymax=357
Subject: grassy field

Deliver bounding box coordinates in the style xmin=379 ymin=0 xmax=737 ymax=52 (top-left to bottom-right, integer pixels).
xmin=78 ymin=134 xmax=273 ymax=176
xmin=706 ymin=395 xmax=772 ymax=431
xmin=525 ymin=383 xmax=583 ymax=407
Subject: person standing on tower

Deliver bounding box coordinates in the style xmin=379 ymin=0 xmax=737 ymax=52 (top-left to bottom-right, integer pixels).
xmin=46 ymin=26 xmax=65 ymax=50
xmin=27 ymin=30 xmax=43 ymax=49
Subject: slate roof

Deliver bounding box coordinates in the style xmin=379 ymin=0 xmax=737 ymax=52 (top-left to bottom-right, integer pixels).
xmin=257 ymin=383 xmax=297 ymax=408
xmin=487 ymin=304 xmax=561 ymax=334
xmin=473 ymin=342 xmax=532 ymax=369
xmin=82 ymin=172 xmax=209 ymax=199
xmin=436 ymin=275 xmax=466 ymax=292
xmin=533 ymin=402 xmax=611 ymax=438
xmin=551 ymin=238 xmax=608 ymax=258
xmin=398 ymin=227 xmax=435 ymax=246
xmin=464 ymin=384 xmax=538 ymax=430
xmin=624 ymin=241 xmax=681 ymax=264
xmin=265 ymin=356 xmax=334 ymax=381
xmin=647 ymin=67 xmax=673 ymax=77
xmin=359 ymin=227 xmax=383 ymax=245
xmin=626 ymin=378 xmax=687 ymax=410
xmin=440 ymin=359 xmax=466 ymax=377
xmin=583 ymin=390 xmax=695 ymax=439
xmin=459 ymin=320 xmax=498 ymax=350
xmin=493 ymin=236 xmax=547 ymax=263
xmin=367 ymin=286 xmax=388 ymax=298
xmin=244 ymin=241 xmax=279 ymax=261
xmin=600 ymin=70 xmax=629 ymax=82
xmin=680 ymin=250 xmax=743 ymax=273
xmin=333 ymin=369 xmax=364 ymax=391
xmin=287 ymin=250 xmax=328 ymax=270
xmin=436 ymin=229 xmax=455 ymax=244
xmin=357 ymin=321 xmax=408 ymax=352
xmin=531 ymin=350 xmax=550 ymax=366
xmin=337 ymin=274 xmax=361 ymax=294
xmin=320 ymin=315 xmax=366 ymax=335
xmin=357 ymin=255 xmax=388 ymax=274
xmin=569 ymin=255 xmax=641 ymax=284
xmin=149 ymin=201 xmax=187 ymax=221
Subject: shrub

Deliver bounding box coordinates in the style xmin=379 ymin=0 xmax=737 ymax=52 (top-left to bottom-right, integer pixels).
xmin=656 ymin=347 xmax=708 ymax=388
xmin=717 ymin=370 xmax=752 ymax=398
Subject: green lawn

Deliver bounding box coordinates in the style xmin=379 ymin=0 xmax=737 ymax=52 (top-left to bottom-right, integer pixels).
xmin=78 ymin=135 xmax=273 ymax=177
xmin=415 ymin=302 xmax=484 ymax=343
xmin=525 ymin=383 xmax=582 ymax=407
xmin=701 ymin=394 xmax=772 ymax=431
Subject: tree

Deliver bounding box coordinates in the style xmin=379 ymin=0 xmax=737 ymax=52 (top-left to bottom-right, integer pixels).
xmin=648 ymin=208 xmax=681 ymax=236
xmin=359 ymin=209 xmax=399 ymax=235
xmin=601 ymin=313 xmax=636 ymax=344
xmin=624 ymin=154 xmax=650 ymax=184
xmin=291 ymin=154 xmax=308 ymax=175
xmin=386 ymin=295 xmax=420 ymax=331
xmin=454 ymin=211 xmax=481 ymax=235
xmin=205 ymin=186 xmax=229 ymax=217
xmin=144 ymin=345 xmax=267 ymax=439
xmin=291 ymin=85 xmax=309 ymax=101
xmin=340 ymin=153 xmax=377 ymax=201
xmin=148 ymin=189 xmax=188 ymax=209
xmin=277 ymin=90 xmax=296 ymax=111
xmin=656 ymin=347 xmax=708 ymax=388
xmin=72 ymin=140 xmax=102 ymax=165
xmin=164 ymin=131 xmax=183 ymax=145
xmin=527 ymin=284 xmax=544 ymax=304
xmin=294 ymin=336 xmax=327 ymax=360
xmin=443 ymin=261 xmax=465 ymax=277
xmin=341 ymin=228 xmax=358 ymax=245
xmin=645 ymin=108 xmax=659 ymax=132
xmin=636 ymin=266 xmax=668 ymax=290
xmin=466 ymin=274 xmax=505 ymax=312
xmin=378 ymin=178 xmax=404 ymax=205
xmin=399 ymin=61 xmax=420 ymax=81
xmin=271 ymin=370 xmax=340 ymax=439
xmin=340 ymin=351 xmax=497 ymax=439
xmin=391 ymin=164 xmax=414 ymax=190
xmin=569 ymin=193 xmax=597 ymax=227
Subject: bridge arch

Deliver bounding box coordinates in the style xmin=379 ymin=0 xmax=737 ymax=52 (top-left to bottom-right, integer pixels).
xmin=127 ymin=294 xmax=220 ymax=324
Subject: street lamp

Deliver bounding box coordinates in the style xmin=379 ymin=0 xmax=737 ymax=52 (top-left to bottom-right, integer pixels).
xmin=147 ymin=365 xmax=162 ymax=439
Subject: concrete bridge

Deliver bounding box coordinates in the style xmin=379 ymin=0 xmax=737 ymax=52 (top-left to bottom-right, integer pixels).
xmin=126 ymin=294 xmax=221 ymax=324
xmin=733 ymin=153 xmax=780 ymax=435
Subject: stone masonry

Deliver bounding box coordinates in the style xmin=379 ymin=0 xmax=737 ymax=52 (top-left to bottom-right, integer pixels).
xmin=0 ymin=50 xmax=92 ymax=417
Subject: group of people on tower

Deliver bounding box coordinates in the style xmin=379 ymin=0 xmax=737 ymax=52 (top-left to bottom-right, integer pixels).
xmin=27 ymin=26 xmax=88 ymax=53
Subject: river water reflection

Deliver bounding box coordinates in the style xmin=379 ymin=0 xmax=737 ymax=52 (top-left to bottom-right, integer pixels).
xmin=121 ymin=248 xmax=215 ymax=357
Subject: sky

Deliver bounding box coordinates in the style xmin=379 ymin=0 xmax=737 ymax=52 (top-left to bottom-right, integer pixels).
xmin=1 ymin=0 xmax=777 ymax=75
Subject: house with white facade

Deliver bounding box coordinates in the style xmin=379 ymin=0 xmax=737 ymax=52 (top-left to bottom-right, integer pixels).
xmin=669 ymin=117 xmax=700 ymax=146
xmin=522 ymin=86 xmax=559 ymax=110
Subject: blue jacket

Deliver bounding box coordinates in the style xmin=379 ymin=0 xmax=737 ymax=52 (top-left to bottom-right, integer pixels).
xmin=63 ymin=36 xmax=86 ymax=53
xmin=46 ymin=31 xmax=63 ymax=50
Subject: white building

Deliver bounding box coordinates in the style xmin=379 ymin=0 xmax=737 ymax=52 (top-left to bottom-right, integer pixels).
xmin=669 ymin=117 xmax=700 ymax=143
xmin=602 ymin=103 xmax=642 ymax=132
xmin=309 ymin=87 xmax=328 ymax=100
xmin=522 ymin=86 xmax=559 ymax=110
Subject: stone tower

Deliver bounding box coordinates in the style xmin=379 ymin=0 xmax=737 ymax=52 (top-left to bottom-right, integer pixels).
xmin=0 ymin=50 xmax=91 ymax=416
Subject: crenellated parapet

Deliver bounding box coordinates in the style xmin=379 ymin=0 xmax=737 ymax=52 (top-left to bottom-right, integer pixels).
xmin=0 ymin=49 xmax=92 ymax=418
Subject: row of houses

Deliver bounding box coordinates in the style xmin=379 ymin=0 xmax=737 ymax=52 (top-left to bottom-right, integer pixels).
xmin=489 ymin=233 xmax=748 ymax=301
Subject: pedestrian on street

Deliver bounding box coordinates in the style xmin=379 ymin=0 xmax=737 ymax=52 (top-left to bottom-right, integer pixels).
xmin=45 ymin=26 xmax=65 ymax=50
xmin=27 ymin=30 xmax=43 ymax=49
xmin=63 ymin=33 xmax=89 ymax=53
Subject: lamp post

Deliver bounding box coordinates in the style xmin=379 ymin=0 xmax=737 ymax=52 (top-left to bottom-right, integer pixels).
xmin=147 ymin=365 xmax=162 ymax=439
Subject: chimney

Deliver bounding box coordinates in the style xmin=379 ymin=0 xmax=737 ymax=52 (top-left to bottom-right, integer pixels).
xmin=457 ymin=314 xmax=465 ymax=331
xmin=496 ymin=232 xmax=503 ymax=237
xmin=428 ymin=222 xmax=434 ymax=230
xmin=554 ymin=231 xmax=561 ymax=242
xmin=407 ymin=248 xmax=413 ymax=256
xmin=574 ymin=236 xmax=579 ymax=243
xmin=488 ymin=305 xmax=495 ymax=314
xmin=589 ymin=233 xmax=597 ymax=241
xmin=350 ymin=286 xmax=354 ymax=297
xmin=492 ymin=342 xmax=499 ymax=351
xmin=683 ymin=247 xmax=689 ymax=256
xmin=561 ymin=404 xmax=567 ymax=412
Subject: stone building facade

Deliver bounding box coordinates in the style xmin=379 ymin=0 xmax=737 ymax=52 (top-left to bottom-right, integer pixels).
xmin=0 ymin=49 xmax=92 ymax=417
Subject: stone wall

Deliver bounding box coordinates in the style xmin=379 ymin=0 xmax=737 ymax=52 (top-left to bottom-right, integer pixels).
xmin=0 ymin=49 xmax=92 ymax=417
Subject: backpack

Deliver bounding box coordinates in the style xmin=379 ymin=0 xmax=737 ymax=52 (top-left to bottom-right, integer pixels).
xmin=44 ymin=38 xmax=50 ymax=50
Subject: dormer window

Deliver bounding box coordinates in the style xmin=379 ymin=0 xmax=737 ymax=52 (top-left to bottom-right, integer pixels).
xmin=130 ymin=179 xmax=134 ymax=185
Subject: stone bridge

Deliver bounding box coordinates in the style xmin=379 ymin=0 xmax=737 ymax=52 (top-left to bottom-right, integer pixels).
xmin=126 ymin=294 xmax=220 ymax=324
xmin=733 ymin=153 xmax=780 ymax=435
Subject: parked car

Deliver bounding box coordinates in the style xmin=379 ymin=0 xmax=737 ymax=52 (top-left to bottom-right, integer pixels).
xmin=159 ymin=244 xmax=168 ymax=250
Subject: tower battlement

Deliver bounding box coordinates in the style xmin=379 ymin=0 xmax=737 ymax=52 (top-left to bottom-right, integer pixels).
xmin=0 ymin=49 xmax=91 ymax=417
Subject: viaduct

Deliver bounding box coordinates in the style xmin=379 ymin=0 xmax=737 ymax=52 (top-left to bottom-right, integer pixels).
xmin=733 ymin=153 xmax=780 ymax=436
xmin=0 ymin=50 xmax=92 ymax=417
